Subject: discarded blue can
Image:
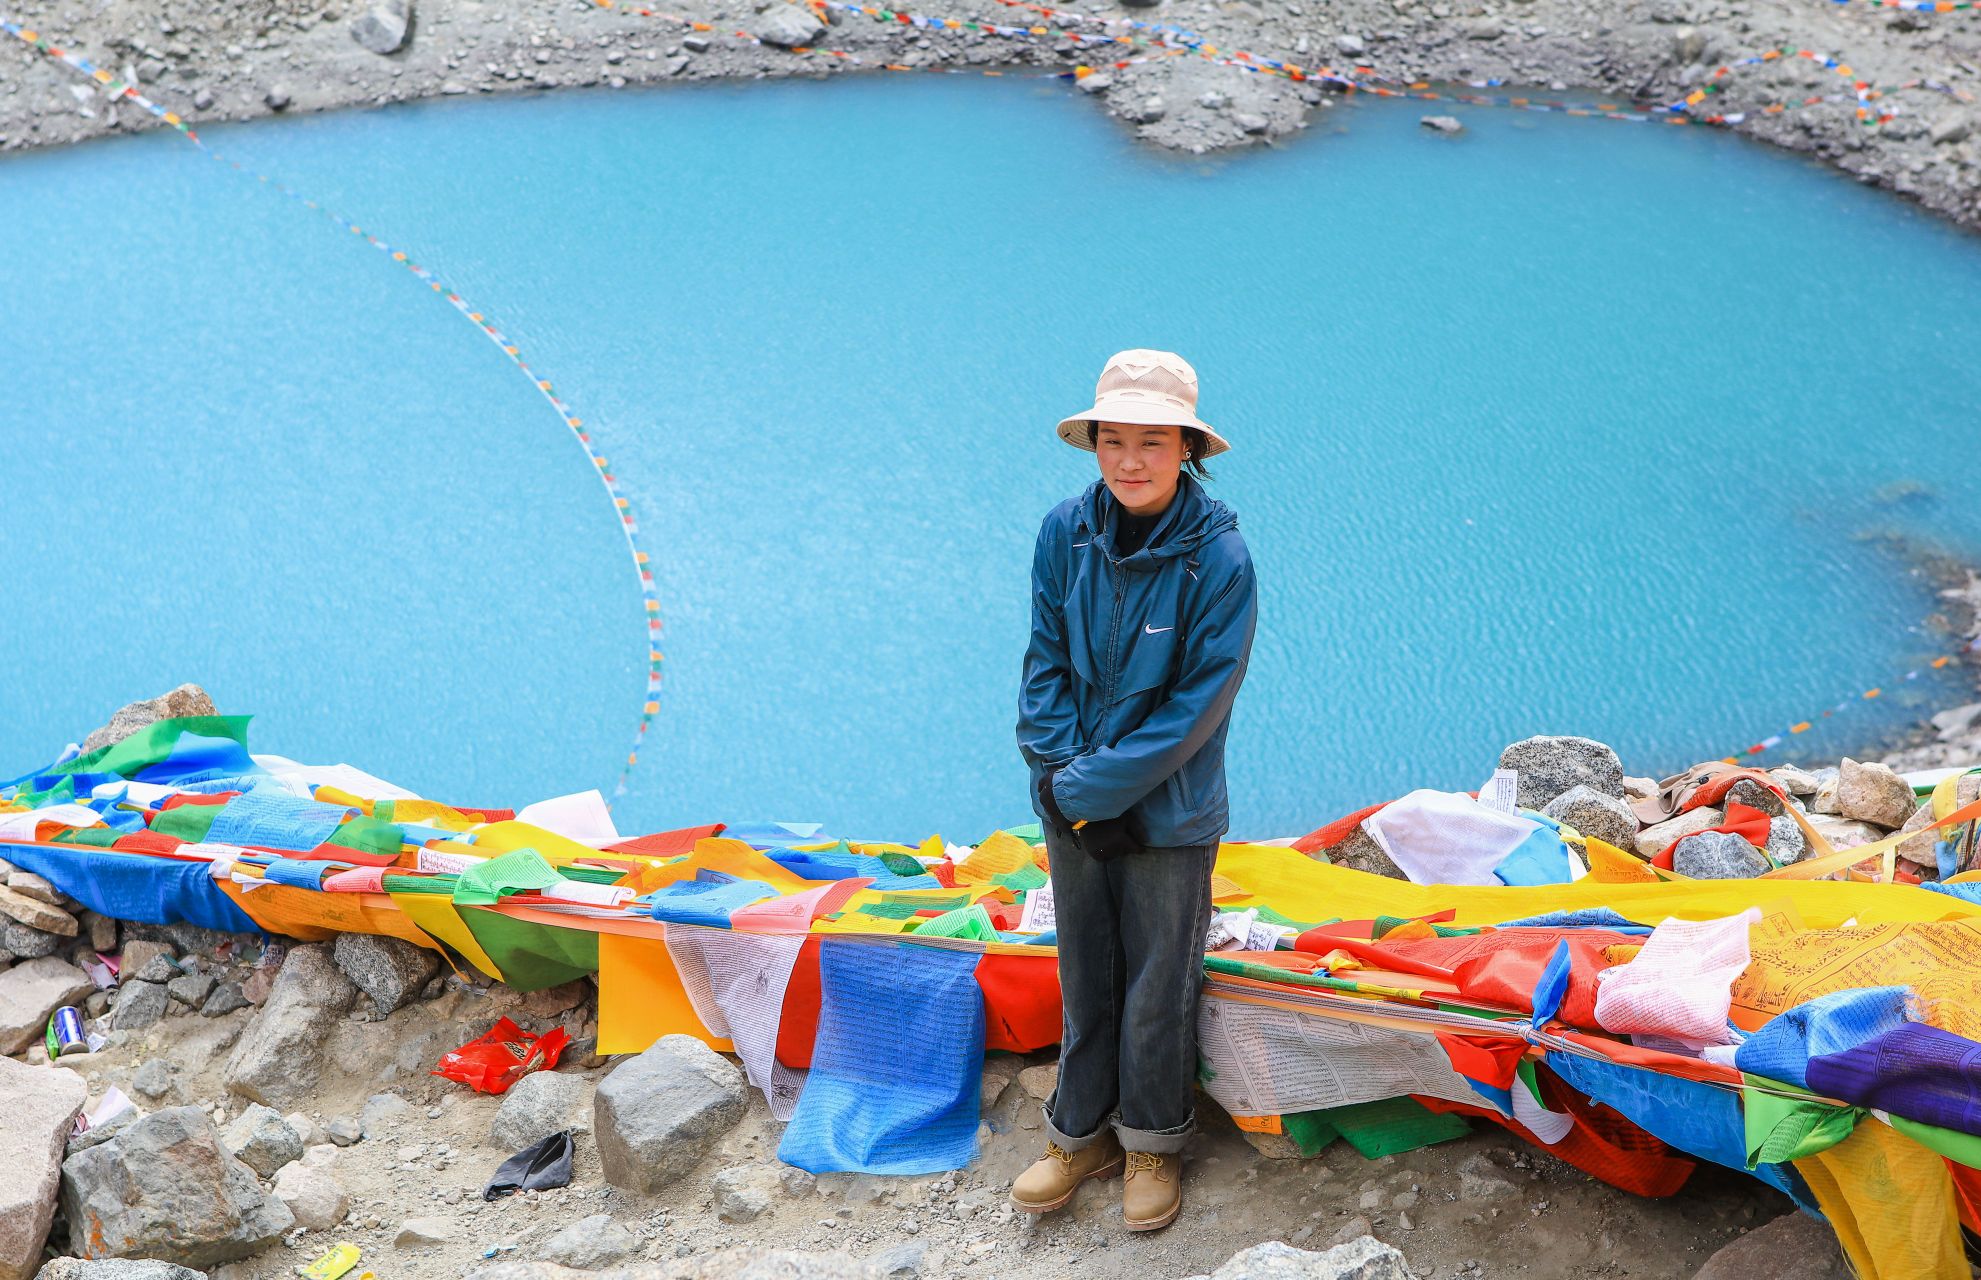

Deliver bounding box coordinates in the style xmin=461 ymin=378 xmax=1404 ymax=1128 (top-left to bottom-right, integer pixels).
xmin=49 ymin=1006 xmax=86 ymax=1057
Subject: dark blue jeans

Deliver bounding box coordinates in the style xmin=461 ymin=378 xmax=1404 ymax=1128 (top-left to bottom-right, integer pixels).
xmin=1042 ymin=825 xmax=1216 ymax=1155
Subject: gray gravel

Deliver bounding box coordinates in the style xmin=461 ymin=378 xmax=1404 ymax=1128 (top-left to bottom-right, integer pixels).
xmin=1 ymin=0 xmax=1979 ymax=231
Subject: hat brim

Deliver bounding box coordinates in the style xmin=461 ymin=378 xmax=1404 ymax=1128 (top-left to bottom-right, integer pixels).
xmin=1055 ymin=403 xmax=1231 ymax=457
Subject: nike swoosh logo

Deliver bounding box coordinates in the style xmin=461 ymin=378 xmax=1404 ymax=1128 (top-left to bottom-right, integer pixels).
xmin=1145 ymin=624 xmax=1174 ymax=634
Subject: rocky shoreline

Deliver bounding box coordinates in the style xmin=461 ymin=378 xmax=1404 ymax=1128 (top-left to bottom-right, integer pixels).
xmin=1 ymin=0 xmax=1980 ymax=230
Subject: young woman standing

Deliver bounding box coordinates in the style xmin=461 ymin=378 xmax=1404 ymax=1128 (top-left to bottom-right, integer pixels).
xmin=1011 ymin=348 xmax=1259 ymax=1231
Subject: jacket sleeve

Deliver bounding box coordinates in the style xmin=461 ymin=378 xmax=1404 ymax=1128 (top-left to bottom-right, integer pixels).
xmin=1016 ymin=518 xmax=1084 ymax=775
xmin=1052 ymin=542 xmax=1257 ymax=823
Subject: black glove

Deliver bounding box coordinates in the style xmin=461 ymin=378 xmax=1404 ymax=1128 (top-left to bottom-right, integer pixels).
xmin=1036 ymin=770 xmax=1074 ymax=833
xmin=1073 ymin=814 xmax=1139 ymax=863
xmin=1038 ymin=769 xmax=1140 ymax=861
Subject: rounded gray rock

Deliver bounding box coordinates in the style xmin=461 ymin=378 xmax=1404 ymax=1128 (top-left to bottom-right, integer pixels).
xmin=538 ymin=1214 xmax=636 ymax=1270
xmin=271 ymin=1161 xmax=349 ymax=1231
xmin=755 ymin=5 xmax=826 ymax=48
xmin=1498 ymin=736 xmax=1626 ymax=811
xmin=222 ymin=1103 xmax=303 ymax=1177
xmin=3 ymin=923 xmax=62 ymax=961
xmin=1724 ymin=777 xmax=1785 ymax=817
xmin=110 ymin=980 xmax=171 ymax=1033
xmin=491 ymin=1069 xmax=591 ymax=1152
xmin=350 ymin=0 xmax=412 ymax=55
xmin=166 ymin=973 xmax=216 ymax=1008
xmin=1541 ymin=785 xmax=1638 ymax=851
xmin=1767 ymin=815 xmax=1808 ymax=866
xmin=131 ymin=1060 xmax=175 ymax=1100
xmin=199 ymin=983 xmax=249 ymax=1018
xmin=593 ymin=1034 xmax=745 ymax=1193
xmin=711 ymin=1164 xmax=777 ymax=1223
xmin=1318 ymin=825 xmax=1405 ymax=879
xmin=1672 ymin=830 xmax=1771 ymax=880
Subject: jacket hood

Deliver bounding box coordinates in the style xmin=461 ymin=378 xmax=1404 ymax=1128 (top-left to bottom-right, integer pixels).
xmin=1079 ymin=473 xmax=1238 ymax=569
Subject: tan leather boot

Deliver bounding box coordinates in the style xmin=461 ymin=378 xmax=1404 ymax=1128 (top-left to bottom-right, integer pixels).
xmin=1009 ymin=1135 xmax=1125 ymax=1213
xmin=1122 ymin=1150 xmax=1182 ymax=1230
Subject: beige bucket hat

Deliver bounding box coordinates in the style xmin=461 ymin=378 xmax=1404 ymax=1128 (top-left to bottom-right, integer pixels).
xmin=1055 ymin=348 xmax=1231 ymax=458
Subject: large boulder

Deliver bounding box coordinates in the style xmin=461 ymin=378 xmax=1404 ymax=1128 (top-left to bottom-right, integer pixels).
xmin=1541 ymin=784 xmax=1637 ymax=851
xmin=332 ymin=934 xmax=440 ymax=1016
xmin=0 ymin=957 xmax=94 ymax=1055
xmin=1836 ymin=758 xmax=1914 ymax=829
xmin=756 ymin=4 xmax=827 ymax=48
xmin=350 ymin=0 xmax=412 ymax=55
xmin=1692 ymin=1209 xmax=1848 ymax=1280
xmin=59 ymin=1106 xmax=293 ymax=1267
xmin=223 ymin=944 xmax=357 ymax=1106
xmin=1497 ymin=736 xmax=1625 ymax=811
xmin=491 ymin=1069 xmax=592 ymax=1151
xmin=80 ymin=686 xmax=215 ymax=756
xmin=593 ymin=1034 xmax=746 ymax=1193
xmin=0 ymin=1059 xmax=88 ymax=1280
xmin=1192 ymin=1235 xmax=1412 ymax=1279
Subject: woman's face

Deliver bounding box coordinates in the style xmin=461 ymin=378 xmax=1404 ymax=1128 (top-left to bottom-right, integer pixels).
xmin=1094 ymin=421 xmax=1185 ymax=517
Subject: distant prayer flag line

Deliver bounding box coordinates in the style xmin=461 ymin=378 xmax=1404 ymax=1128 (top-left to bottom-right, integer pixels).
xmin=1 ymin=14 xmax=666 ymax=802
xmin=1729 ymin=651 xmax=1971 ymax=764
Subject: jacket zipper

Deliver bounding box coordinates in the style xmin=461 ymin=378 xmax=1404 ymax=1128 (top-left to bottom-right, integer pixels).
xmin=1102 ymin=549 xmax=1125 ymax=732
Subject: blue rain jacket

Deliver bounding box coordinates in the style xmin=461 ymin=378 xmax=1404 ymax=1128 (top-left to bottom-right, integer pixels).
xmin=1017 ymin=473 xmax=1257 ymax=847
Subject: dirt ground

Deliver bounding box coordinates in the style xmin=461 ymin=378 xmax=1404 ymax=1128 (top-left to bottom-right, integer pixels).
xmin=44 ymin=978 xmax=1798 ymax=1280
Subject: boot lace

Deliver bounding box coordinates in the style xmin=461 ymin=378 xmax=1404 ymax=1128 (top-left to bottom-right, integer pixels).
xmin=1125 ymin=1151 xmax=1169 ymax=1179
xmin=1043 ymin=1141 xmax=1074 ymax=1168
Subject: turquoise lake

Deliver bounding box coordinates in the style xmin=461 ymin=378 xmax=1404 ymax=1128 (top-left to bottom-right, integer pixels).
xmin=3 ymin=73 xmax=1978 ymax=841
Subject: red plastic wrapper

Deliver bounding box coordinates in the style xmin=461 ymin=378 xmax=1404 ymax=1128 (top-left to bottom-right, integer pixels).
xmin=432 ymin=1017 xmax=570 ymax=1094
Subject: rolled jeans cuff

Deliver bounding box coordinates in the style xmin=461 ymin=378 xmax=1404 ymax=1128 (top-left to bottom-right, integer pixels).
xmin=1115 ymin=1111 xmax=1194 ymax=1155
xmin=1042 ymin=1090 xmax=1112 ymax=1153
